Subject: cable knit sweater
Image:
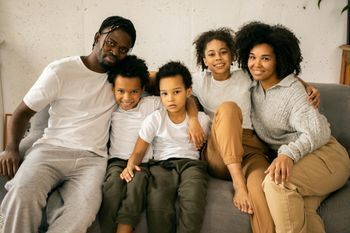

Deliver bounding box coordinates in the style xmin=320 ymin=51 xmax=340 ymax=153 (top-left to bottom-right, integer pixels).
xmin=251 ymin=74 xmax=331 ymax=162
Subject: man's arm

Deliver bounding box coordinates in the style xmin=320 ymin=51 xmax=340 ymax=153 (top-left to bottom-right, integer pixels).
xmin=0 ymin=101 xmax=36 ymax=178
xmin=145 ymin=71 xmax=158 ymax=95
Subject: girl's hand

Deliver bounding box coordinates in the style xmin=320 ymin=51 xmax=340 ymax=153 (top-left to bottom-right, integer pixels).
xmin=233 ymin=187 xmax=253 ymax=214
xmin=120 ymin=164 xmax=141 ymax=183
xmin=265 ymin=154 xmax=294 ymax=185
xmin=306 ymin=85 xmax=320 ymax=108
xmin=188 ymin=118 xmax=206 ymax=150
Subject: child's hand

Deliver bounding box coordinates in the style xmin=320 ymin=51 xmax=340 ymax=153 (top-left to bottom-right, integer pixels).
xmin=233 ymin=187 xmax=253 ymax=214
xmin=188 ymin=118 xmax=206 ymax=150
xmin=120 ymin=164 xmax=141 ymax=183
xmin=306 ymin=85 xmax=320 ymax=108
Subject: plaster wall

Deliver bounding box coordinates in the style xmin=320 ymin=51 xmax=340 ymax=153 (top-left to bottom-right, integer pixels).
xmin=0 ymin=0 xmax=347 ymax=148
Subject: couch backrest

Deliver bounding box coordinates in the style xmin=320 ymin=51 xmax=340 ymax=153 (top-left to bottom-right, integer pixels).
xmin=19 ymin=83 xmax=350 ymax=156
xmin=312 ymin=83 xmax=350 ymax=154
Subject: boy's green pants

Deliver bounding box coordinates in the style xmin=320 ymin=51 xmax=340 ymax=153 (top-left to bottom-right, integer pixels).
xmin=99 ymin=158 xmax=149 ymax=233
xmin=147 ymin=158 xmax=208 ymax=233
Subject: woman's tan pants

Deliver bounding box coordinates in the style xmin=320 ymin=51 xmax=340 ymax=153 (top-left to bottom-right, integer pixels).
xmin=263 ymin=137 xmax=350 ymax=233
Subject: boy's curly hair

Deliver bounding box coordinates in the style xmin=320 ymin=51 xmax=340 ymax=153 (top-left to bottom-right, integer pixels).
xmin=193 ymin=27 xmax=237 ymax=70
xmin=234 ymin=21 xmax=303 ymax=79
xmin=107 ymin=55 xmax=149 ymax=88
xmin=156 ymin=61 xmax=192 ymax=90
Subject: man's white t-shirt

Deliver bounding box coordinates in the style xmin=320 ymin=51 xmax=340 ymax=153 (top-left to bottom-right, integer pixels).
xmin=109 ymin=96 xmax=162 ymax=162
xmin=23 ymin=56 xmax=116 ymax=157
xmin=139 ymin=108 xmax=211 ymax=161
xmin=192 ymin=70 xmax=253 ymax=130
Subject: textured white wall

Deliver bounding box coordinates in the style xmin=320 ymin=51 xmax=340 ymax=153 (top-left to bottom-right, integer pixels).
xmin=0 ymin=0 xmax=347 ymax=147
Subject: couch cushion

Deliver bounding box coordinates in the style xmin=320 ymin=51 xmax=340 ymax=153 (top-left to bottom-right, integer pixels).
xmin=319 ymin=180 xmax=350 ymax=233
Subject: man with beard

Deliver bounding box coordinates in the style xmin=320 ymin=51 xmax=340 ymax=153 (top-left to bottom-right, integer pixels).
xmin=0 ymin=16 xmax=136 ymax=233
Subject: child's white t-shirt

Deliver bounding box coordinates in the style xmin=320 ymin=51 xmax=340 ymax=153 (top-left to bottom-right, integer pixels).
xmin=139 ymin=108 xmax=211 ymax=161
xmin=23 ymin=56 xmax=116 ymax=157
xmin=109 ymin=96 xmax=162 ymax=162
xmin=192 ymin=69 xmax=253 ymax=130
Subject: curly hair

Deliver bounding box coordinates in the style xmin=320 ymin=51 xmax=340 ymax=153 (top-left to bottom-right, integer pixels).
xmin=193 ymin=27 xmax=236 ymax=70
xmin=107 ymin=55 xmax=149 ymax=88
xmin=234 ymin=21 xmax=302 ymax=79
xmin=156 ymin=61 xmax=192 ymax=90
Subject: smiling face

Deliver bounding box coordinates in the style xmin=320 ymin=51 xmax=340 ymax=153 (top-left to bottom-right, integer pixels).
xmin=159 ymin=75 xmax=191 ymax=116
xmin=203 ymin=39 xmax=232 ymax=80
xmin=113 ymin=75 xmax=144 ymax=110
xmin=94 ymin=28 xmax=133 ymax=70
xmin=248 ymin=43 xmax=279 ymax=89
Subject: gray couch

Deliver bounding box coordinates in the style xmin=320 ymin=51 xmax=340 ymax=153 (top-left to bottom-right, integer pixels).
xmin=0 ymin=82 xmax=349 ymax=233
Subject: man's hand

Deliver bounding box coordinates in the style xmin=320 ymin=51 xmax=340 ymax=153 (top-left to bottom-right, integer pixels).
xmin=188 ymin=118 xmax=206 ymax=150
xmin=120 ymin=163 xmax=141 ymax=183
xmin=0 ymin=150 xmax=21 ymax=178
xmin=306 ymin=85 xmax=320 ymax=108
xmin=265 ymin=154 xmax=294 ymax=185
xmin=0 ymin=101 xmax=36 ymax=179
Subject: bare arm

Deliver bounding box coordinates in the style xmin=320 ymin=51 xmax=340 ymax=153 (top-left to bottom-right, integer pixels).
xmin=0 ymin=101 xmax=36 ymax=178
xmin=120 ymin=137 xmax=149 ymax=182
xmin=186 ymin=96 xmax=206 ymax=149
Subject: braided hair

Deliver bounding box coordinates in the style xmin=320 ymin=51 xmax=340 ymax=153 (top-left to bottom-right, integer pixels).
xmin=92 ymin=16 xmax=136 ymax=49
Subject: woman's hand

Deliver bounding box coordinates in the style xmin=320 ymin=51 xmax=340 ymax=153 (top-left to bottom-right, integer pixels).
xmin=265 ymin=154 xmax=294 ymax=185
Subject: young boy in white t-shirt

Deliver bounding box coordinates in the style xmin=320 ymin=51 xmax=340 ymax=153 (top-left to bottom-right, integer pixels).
xmin=99 ymin=56 xmax=205 ymax=233
xmin=121 ymin=61 xmax=211 ymax=233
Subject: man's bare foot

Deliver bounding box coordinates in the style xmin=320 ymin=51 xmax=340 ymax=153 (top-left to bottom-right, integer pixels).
xmin=233 ymin=188 xmax=253 ymax=214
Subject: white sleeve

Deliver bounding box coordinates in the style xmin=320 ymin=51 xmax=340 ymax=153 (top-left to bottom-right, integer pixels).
xmin=23 ymin=64 xmax=60 ymax=112
xmin=139 ymin=111 xmax=160 ymax=143
xmin=191 ymin=71 xmax=203 ymax=97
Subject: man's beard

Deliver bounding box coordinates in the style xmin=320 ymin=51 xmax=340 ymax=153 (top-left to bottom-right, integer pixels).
xmin=98 ymin=50 xmax=118 ymax=72
xmin=99 ymin=61 xmax=115 ymax=72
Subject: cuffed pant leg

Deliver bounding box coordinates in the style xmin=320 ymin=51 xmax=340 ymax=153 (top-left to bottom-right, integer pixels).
xmin=177 ymin=160 xmax=208 ymax=233
xmin=203 ymin=102 xmax=244 ymax=179
xmin=147 ymin=165 xmax=178 ymax=233
xmin=242 ymin=133 xmax=274 ymax=233
xmin=117 ymin=165 xmax=149 ymax=227
xmin=263 ymin=138 xmax=350 ymax=233
xmin=99 ymin=159 xmax=127 ymax=233
xmin=242 ymin=153 xmax=274 ymax=233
